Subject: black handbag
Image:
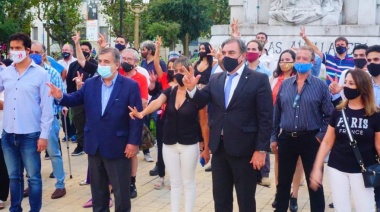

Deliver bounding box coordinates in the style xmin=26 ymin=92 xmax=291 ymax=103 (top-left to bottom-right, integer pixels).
xmin=341 ymin=109 xmax=380 ymax=188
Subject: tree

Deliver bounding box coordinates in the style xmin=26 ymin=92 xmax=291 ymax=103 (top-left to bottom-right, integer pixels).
xmin=0 ymin=0 xmax=38 ymax=42
xmin=146 ymin=21 xmax=180 ymax=50
xmin=32 ymin=0 xmax=83 ymax=47
xmin=150 ymin=0 xmax=213 ymax=56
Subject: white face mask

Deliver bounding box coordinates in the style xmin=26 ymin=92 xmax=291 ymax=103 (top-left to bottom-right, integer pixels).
xmin=10 ymin=50 xmax=27 ymax=64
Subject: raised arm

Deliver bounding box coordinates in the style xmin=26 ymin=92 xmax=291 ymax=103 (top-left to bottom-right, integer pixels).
xmin=300 ymin=26 xmax=324 ymax=59
xmin=154 ymin=36 xmax=164 ymax=78
xmin=129 ymin=93 xmax=167 ymax=120
xmin=72 ymin=31 xmax=86 ymax=68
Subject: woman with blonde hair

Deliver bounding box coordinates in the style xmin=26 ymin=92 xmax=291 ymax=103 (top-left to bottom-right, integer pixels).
xmin=310 ymin=69 xmax=380 ymax=211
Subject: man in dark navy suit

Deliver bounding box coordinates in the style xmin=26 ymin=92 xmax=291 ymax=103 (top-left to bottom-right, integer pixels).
xmin=183 ymin=38 xmax=273 ymax=212
xmin=47 ymin=47 xmax=143 ymax=212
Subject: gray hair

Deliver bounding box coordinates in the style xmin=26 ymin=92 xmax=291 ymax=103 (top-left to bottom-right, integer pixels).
xmin=62 ymin=44 xmax=74 ymax=51
xmin=141 ymin=40 xmax=156 ymax=55
xmin=32 ymin=41 xmax=46 ymax=53
xmin=297 ymin=46 xmax=315 ymax=62
xmin=99 ymin=47 xmax=120 ymax=64
xmin=174 ymin=56 xmax=191 ymax=70
xmin=221 ymin=38 xmax=247 ymax=53
xmin=122 ymin=48 xmax=140 ymax=61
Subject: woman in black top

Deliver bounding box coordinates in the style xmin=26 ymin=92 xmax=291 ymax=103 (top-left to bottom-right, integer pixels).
xmin=310 ymin=69 xmax=380 ymax=211
xmin=129 ymin=57 xmax=208 ymax=212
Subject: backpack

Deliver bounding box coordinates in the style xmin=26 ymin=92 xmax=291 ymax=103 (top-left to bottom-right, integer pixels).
xmin=140 ymin=124 xmax=156 ymax=151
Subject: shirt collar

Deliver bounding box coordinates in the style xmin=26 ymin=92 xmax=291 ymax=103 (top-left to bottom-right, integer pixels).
xmin=291 ymin=72 xmax=313 ymax=84
xmin=230 ymin=63 xmax=245 ymax=76
xmin=101 ymin=73 xmax=118 ymax=86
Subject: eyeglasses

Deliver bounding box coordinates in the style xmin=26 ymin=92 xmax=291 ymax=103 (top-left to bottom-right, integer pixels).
xmin=293 ymin=94 xmax=300 ymax=108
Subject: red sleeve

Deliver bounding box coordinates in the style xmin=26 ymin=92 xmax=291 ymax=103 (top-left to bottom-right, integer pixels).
xmin=158 ymin=72 xmax=170 ymax=90
xmin=133 ymin=73 xmax=148 ymax=100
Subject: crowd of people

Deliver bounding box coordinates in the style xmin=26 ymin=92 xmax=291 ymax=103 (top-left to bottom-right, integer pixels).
xmin=1 ymin=19 xmax=380 ymax=212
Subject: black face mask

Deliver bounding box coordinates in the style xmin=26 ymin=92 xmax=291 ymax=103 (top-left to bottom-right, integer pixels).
xmin=199 ymin=52 xmax=207 ymax=58
xmin=344 ymin=86 xmax=361 ymax=100
xmin=368 ymin=63 xmax=380 ymax=77
xmin=167 ymin=69 xmax=175 ymax=76
xmin=121 ymin=62 xmax=134 ymax=72
xmin=62 ymin=52 xmax=70 ymax=60
xmin=336 ymin=46 xmax=347 ymax=54
xmin=222 ymin=55 xmax=241 ymax=73
xmin=173 ymin=73 xmax=184 ymax=86
xmin=354 ymin=58 xmax=367 ymax=69
xmin=115 ymin=43 xmax=126 ymax=51
xmin=83 ymin=51 xmax=90 ymax=59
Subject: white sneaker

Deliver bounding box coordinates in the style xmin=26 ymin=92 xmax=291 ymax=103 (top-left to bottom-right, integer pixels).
xmin=259 ymin=177 xmax=271 ymax=187
xmin=144 ymin=153 xmax=154 ymax=162
xmin=0 ymin=200 xmax=4 ymax=209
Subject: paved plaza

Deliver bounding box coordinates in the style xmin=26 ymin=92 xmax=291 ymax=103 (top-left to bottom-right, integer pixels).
xmin=14 ymin=136 xmax=339 ymax=212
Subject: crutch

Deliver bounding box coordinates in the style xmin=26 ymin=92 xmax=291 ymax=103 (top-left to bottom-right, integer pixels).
xmin=62 ymin=109 xmax=73 ymax=179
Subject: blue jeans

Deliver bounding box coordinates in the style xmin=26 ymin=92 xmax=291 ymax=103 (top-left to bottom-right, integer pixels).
xmin=47 ymin=117 xmax=65 ymax=189
xmin=1 ymin=130 xmax=42 ymax=212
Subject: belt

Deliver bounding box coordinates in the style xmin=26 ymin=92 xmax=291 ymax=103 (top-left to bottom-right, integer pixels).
xmin=283 ymin=130 xmax=319 ymax=137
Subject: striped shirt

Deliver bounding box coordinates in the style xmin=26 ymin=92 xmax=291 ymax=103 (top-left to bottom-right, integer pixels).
xmin=271 ymin=73 xmax=334 ymax=142
xmin=43 ymin=63 xmax=66 ymax=115
xmin=323 ymin=53 xmax=354 ymax=85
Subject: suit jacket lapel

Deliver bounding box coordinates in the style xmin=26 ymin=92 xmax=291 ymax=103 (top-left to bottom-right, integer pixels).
xmin=228 ymin=67 xmax=251 ymax=109
xmin=103 ymin=75 xmax=123 ymax=116
xmin=95 ymin=78 xmax=103 ymax=117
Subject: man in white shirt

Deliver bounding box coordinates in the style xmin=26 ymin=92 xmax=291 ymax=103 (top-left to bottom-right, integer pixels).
xmin=256 ymin=32 xmax=278 ymax=73
xmin=58 ymin=44 xmax=77 ymax=81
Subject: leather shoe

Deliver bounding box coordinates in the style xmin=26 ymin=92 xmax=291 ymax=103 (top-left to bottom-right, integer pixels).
xmin=23 ymin=187 xmax=29 ymax=198
xmin=49 ymin=172 xmax=54 ymax=178
xmin=205 ymin=165 xmax=212 ymax=172
xmin=272 ymin=193 xmax=278 ymax=208
xmin=149 ymin=165 xmax=159 ymax=176
xmin=289 ymin=196 xmax=298 ymax=212
xmin=329 ymin=203 xmax=334 ymax=208
xmin=51 ymin=188 xmax=66 ymax=199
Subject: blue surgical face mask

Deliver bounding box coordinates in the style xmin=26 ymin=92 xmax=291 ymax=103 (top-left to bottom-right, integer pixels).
xmin=30 ymin=53 xmax=43 ymax=65
xmin=294 ymin=62 xmax=313 ymax=74
xmin=97 ymin=65 xmax=113 ymax=78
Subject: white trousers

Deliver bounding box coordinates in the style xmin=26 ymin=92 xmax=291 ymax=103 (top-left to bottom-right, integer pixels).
xmin=328 ymin=167 xmax=375 ymax=212
xmin=163 ymin=143 xmax=199 ymax=212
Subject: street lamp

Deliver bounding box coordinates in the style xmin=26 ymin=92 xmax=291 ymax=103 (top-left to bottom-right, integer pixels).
xmin=125 ymin=0 xmax=149 ymax=50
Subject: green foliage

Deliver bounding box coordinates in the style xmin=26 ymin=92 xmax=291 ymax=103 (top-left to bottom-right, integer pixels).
xmin=0 ymin=0 xmax=38 ymax=42
xmin=146 ymin=21 xmax=180 ymax=49
xmin=32 ymin=0 xmax=83 ymax=47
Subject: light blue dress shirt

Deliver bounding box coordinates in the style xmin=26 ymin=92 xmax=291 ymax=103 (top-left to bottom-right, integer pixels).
xmin=101 ymin=74 xmax=118 ymax=115
xmin=0 ymin=60 xmax=53 ymax=139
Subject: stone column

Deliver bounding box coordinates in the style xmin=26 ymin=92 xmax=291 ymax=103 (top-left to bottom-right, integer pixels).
xmin=358 ymin=0 xmax=376 ymax=25
xmin=229 ymin=0 xmax=246 ymax=24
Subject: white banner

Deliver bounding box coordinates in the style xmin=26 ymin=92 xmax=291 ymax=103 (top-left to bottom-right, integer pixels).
xmin=86 ymin=20 xmax=98 ymax=41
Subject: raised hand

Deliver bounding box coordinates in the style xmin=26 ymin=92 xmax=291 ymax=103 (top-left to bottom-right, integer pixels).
xmin=128 ymin=106 xmax=144 ymax=120
xmin=230 ymin=18 xmax=241 ymax=38
xmin=208 ymin=46 xmax=223 ymax=61
xmin=182 ymin=65 xmax=200 ymax=91
xmin=73 ymin=71 xmax=84 ymax=90
xmin=327 ymin=73 xmax=343 ymax=94
xmin=72 ymin=31 xmax=81 ymax=44
xmin=97 ymin=33 xmax=109 ymax=49
xmin=46 ymin=82 xmax=63 ymax=99
xmin=299 ymin=26 xmax=306 ymax=38
xmin=155 ymin=35 xmax=162 ymax=48
xmin=148 ymin=71 xmax=157 ymax=84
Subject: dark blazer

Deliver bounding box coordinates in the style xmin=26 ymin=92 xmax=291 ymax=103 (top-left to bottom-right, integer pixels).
xmin=59 ymin=75 xmax=143 ymax=159
xmin=192 ymin=66 xmax=273 ymax=157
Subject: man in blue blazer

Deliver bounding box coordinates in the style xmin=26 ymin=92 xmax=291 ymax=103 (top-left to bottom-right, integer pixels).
xmin=47 ymin=47 xmax=143 ymax=212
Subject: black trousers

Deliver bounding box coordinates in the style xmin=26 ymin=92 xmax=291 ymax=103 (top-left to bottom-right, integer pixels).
xmin=155 ymin=117 xmax=165 ymax=177
xmin=275 ymin=131 xmax=325 ymax=212
xmin=0 ymin=139 xmax=9 ymax=201
xmin=60 ymin=110 xmax=76 ymax=138
xmin=212 ymin=139 xmax=258 ymax=212
xmin=88 ymin=151 xmax=131 ymax=212
xmin=72 ymin=105 xmax=85 ymax=148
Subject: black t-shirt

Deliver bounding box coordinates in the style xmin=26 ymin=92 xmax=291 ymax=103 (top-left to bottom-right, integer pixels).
xmin=66 ymin=59 xmax=98 ymax=93
xmin=328 ymin=107 xmax=380 ymax=173
xmin=162 ymin=86 xmax=202 ymax=145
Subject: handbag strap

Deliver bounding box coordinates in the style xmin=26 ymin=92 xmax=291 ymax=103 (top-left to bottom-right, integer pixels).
xmin=341 ymin=109 xmax=366 ymax=172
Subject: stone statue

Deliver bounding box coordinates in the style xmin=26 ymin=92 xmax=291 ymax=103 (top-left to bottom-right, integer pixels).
xmin=269 ymin=0 xmax=343 ymax=25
